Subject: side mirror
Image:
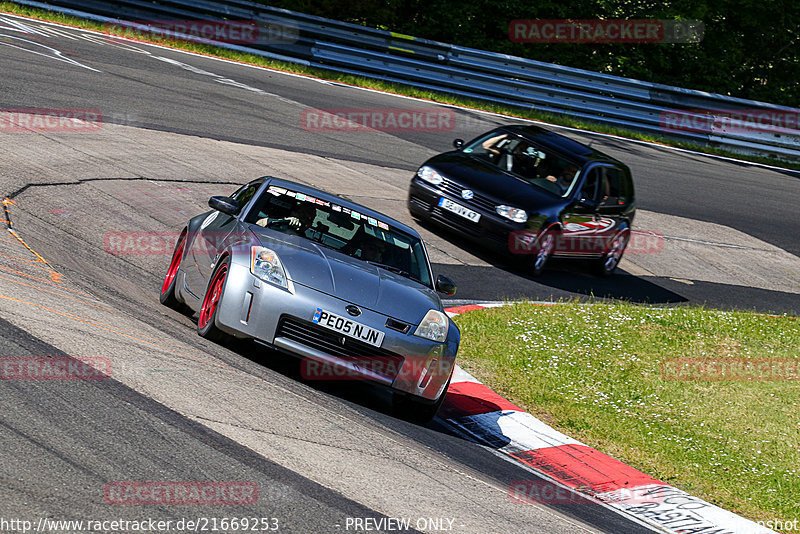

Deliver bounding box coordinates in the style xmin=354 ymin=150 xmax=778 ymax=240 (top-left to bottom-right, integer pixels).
xmin=208 ymin=196 xmax=240 ymax=216
xmin=452 ymin=138 xmax=464 ymax=149
xmin=435 ymin=274 xmax=457 ymax=296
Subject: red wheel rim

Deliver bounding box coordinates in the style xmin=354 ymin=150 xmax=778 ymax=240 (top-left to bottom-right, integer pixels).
xmin=161 ymin=233 xmax=186 ymax=295
xmin=198 ymin=264 xmax=227 ymax=330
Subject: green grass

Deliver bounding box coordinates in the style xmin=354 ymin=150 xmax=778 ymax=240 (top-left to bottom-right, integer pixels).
xmin=2 ymin=1 xmax=799 ymax=173
xmin=453 ymin=301 xmax=799 ymax=528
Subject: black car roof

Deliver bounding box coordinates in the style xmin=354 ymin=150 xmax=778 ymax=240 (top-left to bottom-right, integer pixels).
xmin=497 ymin=124 xmax=625 ymax=167
xmin=260 ymin=177 xmax=422 ymax=238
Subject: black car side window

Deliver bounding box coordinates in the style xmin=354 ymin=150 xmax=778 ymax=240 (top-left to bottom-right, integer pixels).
xmin=581 ymin=168 xmax=600 ymax=202
xmin=599 ymin=167 xmax=627 ymax=206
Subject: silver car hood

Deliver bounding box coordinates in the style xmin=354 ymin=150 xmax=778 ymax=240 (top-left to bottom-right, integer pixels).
xmin=252 ymin=230 xmax=441 ymax=324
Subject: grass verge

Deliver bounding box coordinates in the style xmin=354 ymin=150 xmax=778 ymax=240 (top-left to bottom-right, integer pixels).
xmin=1 ymin=1 xmax=799 ymax=173
xmin=452 ymin=301 xmax=798 ymax=528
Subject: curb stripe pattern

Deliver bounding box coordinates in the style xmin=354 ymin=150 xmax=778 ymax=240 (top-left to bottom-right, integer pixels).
xmin=443 ymin=303 xmax=775 ymax=534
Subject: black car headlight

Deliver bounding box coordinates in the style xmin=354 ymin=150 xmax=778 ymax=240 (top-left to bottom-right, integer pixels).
xmin=496 ymin=205 xmax=528 ymax=223
xmin=417 ymin=166 xmax=444 ymax=186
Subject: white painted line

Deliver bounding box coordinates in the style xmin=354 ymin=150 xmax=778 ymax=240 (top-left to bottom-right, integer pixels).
xmin=32 ymin=23 xmax=78 ymax=39
xmin=0 ymin=32 xmax=100 ymax=71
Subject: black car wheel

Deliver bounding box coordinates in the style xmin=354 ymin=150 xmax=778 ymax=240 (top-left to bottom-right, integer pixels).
xmin=595 ymin=232 xmax=628 ymax=277
xmin=198 ymin=257 xmax=230 ymax=341
xmin=530 ymin=232 xmax=555 ymax=277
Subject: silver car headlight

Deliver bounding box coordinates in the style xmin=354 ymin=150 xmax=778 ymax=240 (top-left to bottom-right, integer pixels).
xmin=414 ymin=309 xmax=449 ymax=343
xmin=417 ymin=165 xmax=444 ymax=186
xmin=496 ymin=205 xmax=528 ymax=223
xmin=250 ymin=246 xmax=287 ymax=288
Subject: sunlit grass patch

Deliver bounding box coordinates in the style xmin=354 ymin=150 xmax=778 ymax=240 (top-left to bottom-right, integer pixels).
xmin=453 ymin=301 xmax=799 ymax=525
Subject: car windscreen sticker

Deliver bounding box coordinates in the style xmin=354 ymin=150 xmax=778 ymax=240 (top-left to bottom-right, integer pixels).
xmin=271 ymin=188 xmax=395 ymax=233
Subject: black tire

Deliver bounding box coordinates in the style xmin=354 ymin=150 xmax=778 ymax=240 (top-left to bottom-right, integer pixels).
xmin=595 ymin=232 xmax=629 ymax=277
xmin=392 ymin=378 xmax=451 ymax=424
xmin=529 ymin=232 xmax=555 ymax=277
xmin=160 ymin=229 xmax=188 ymax=310
xmin=197 ymin=257 xmax=230 ymax=342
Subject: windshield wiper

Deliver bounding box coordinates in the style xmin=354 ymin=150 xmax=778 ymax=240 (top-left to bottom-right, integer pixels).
xmin=367 ymin=261 xmax=417 ymax=282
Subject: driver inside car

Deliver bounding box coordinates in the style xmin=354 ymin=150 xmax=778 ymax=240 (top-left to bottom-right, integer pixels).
xmin=546 ymin=164 xmax=580 ymax=194
xmin=256 ymin=201 xmax=319 ymax=237
xmin=359 ymin=238 xmax=387 ymax=262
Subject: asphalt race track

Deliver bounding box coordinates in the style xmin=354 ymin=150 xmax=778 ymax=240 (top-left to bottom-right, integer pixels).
xmin=0 ymin=14 xmax=798 ymax=534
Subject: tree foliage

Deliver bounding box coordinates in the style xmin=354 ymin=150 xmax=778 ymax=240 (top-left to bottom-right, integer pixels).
xmin=265 ymin=0 xmax=798 ymax=107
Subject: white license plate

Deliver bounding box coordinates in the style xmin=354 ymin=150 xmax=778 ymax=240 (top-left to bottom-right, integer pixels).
xmin=312 ymin=308 xmax=385 ymax=347
xmin=438 ymin=197 xmax=481 ymax=222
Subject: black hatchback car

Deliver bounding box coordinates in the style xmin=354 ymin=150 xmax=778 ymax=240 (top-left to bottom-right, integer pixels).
xmin=408 ymin=125 xmax=636 ymax=276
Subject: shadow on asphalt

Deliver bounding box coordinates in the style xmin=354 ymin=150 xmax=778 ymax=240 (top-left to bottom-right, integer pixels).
xmin=422 ymin=218 xmax=800 ymax=315
xmin=435 ymin=261 xmax=689 ymax=304
xmin=418 ymin=215 xmax=688 ymax=304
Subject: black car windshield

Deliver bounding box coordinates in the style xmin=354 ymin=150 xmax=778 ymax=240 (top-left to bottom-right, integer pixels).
xmin=462 ymin=132 xmax=581 ymax=197
xmin=245 ymin=185 xmax=432 ymax=287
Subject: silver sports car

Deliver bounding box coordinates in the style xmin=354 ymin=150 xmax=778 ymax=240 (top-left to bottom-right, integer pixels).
xmin=160 ymin=177 xmax=459 ymax=422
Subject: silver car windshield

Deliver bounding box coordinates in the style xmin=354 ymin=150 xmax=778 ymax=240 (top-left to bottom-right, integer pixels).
xmin=463 ymin=132 xmax=581 ymax=197
xmin=245 ymin=186 xmax=432 ymax=287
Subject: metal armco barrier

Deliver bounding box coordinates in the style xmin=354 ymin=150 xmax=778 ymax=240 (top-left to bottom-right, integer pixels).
xmin=11 ymin=0 xmax=800 ymax=160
